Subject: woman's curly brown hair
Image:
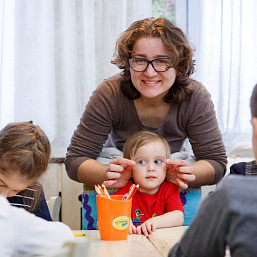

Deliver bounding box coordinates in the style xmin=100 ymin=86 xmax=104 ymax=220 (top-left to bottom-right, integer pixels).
xmin=111 ymin=17 xmax=195 ymax=103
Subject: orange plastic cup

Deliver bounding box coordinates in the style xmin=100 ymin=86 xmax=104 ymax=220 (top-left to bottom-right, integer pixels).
xmin=96 ymin=195 xmax=132 ymax=240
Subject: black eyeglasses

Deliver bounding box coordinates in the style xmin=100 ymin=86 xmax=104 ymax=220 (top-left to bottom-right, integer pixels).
xmin=129 ymin=58 xmax=173 ymax=72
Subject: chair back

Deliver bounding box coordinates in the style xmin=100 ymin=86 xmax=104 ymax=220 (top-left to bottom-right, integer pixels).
xmin=47 ymin=196 xmax=62 ymax=221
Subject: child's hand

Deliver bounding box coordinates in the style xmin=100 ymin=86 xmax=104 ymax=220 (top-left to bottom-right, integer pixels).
xmin=129 ymin=218 xmax=136 ymax=234
xmin=135 ymin=220 xmax=157 ymax=237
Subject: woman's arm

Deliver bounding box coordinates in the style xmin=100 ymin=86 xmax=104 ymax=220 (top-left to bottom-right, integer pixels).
xmin=132 ymin=210 xmax=184 ymax=237
xmin=65 ymin=76 xmax=121 ymax=183
xmin=189 ymin=160 xmax=215 ymax=186
xmin=169 ymin=81 xmax=227 ymax=188
xmin=77 ymin=159 xmax=108 ymax=185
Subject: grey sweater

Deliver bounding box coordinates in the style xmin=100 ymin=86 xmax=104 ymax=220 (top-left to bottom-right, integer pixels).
xmin=169 ymin=175 xmax=257 ymax=257
xmin=65 ymin=73 xmax=227 ymax=183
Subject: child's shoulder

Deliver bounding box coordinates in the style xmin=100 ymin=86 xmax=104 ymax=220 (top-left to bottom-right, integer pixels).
xmin=161 ymin=180 xmax=179 ymax=188
xmin=159 ymin=180 xmax=179 ymax=193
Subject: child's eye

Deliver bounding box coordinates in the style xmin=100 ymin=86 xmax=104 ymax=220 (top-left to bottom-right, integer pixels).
xmin=155 ymin=159 xmax=164 ymax=165
xmin=138 ymin=160 xmax=147 ymax=165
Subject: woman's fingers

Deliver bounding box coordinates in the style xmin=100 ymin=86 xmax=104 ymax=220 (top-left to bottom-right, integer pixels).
xmin=103 ymin=179 xmax=117 ymax=188
xmin=104 ymin=158 xmax=136 ymax=188
xmin=106 ymin=158 xmax=135 ymax=181
xmin=176 ymin=174 xmax=196 ymax=189
xmin=165 ymin=159 xmax=196 ymax=187
xmin=106 ymin=169 xmax=120 ymax=180
xmin=166 ymin=159 xmax=190 ymax=167
xmin=177 ymin=173 xmax=196 ymax=181
xmin=108 ymin=163 xmax=124 ymax=172
xmin=178 ymin=166 xmax=194 ymax=174
xmin=109 ymin=158 xmax=135 ymax=167
xmin=106 ymin=158 xmax=135 ymax=178
xmin=176 ymin=178 xmax=189 ymax=189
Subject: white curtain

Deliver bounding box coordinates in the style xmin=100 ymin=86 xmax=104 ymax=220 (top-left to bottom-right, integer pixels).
xmin=195 ymin=0 xmax=257 ymax=151
xmin=0 ymin=0 xmax=152 ymax=157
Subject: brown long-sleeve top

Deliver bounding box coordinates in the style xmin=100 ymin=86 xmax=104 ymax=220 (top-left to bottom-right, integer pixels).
xmin=65 ymin=73 xmax=227 ymax=184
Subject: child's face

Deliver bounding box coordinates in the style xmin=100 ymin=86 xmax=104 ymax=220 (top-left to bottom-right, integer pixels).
xmin=0 ymin=171 xmax=31 ymax=198
xmin=131 ymin=140 xmax=167 ymax=195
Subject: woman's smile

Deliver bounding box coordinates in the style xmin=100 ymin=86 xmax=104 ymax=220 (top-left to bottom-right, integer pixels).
xmin=143 ymin=80 xmax=161 ymax=86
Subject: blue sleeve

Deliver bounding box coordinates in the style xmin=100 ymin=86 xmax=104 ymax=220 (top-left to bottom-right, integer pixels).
xmin=34 ymin=191 xmax=53 ymax=221
xmin=229 ymin=162 xmax=246 ymax=175
xmin=7 ymin=190 xmax=53 ymax=221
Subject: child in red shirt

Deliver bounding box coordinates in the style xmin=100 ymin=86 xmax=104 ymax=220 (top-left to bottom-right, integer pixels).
xmin=113 ymin=131 xmax=184 ymax=237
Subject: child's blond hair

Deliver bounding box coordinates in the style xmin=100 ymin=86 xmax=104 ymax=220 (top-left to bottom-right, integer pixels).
xmin=123 ymin=131 xmax=170 ymax=159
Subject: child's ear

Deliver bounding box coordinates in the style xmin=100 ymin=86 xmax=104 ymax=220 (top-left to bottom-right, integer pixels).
xmin=252 ymin=118 xmax=257 ymax=138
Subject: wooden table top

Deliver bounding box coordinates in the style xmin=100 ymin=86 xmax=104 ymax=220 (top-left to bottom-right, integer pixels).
xmin=73 ymin=226 xmax=232 ymax=257
xmin=148 ymin=226 xmax=188 ymax=257
xmin=73 ymin=230 xmax=162 ymax=257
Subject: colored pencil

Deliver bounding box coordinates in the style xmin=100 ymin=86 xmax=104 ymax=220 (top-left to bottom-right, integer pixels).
xmin=101 ymin=184 xmax=111 ymax=199
xmin=122 ymin=184 xmax=139 ymax=201
xmin=126 ymin=184 xmax=139 ymax=200
xmin=97 ymin=184 xmax=105 ymax=196
xmin=95 ymin=184 xmax=103 ymax=196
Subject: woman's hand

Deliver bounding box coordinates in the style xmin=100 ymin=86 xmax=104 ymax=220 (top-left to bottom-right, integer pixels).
xmin=103 ymin=158 xmax=135 ymax=188
xmin=165 ymin=159 xmax=196 ymax=189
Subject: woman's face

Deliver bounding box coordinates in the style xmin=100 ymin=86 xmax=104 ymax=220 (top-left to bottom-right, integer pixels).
xmin=130 ymin=37 xmax=177 ymax=101
xmin=0 ymin=171 xmax=30 ymax=198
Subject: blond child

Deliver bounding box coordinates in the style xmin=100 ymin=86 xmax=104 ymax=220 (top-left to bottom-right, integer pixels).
xmin=113 ymin=131 xmax=184 ymax=237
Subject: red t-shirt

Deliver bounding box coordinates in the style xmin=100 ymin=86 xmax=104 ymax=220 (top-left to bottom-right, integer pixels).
xmin=113 ymin=180 xmax=184 ymax=227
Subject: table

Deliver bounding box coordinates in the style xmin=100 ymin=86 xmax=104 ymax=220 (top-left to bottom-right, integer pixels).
xmin=147 ymin=227 xmax=231 ymax=257
xmin=72 ymin=230 xmax=162 ymax=257
xmin=148 ymin=226 xmax=188 ymax=257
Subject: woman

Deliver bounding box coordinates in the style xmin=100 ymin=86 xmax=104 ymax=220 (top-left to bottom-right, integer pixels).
xmin=65 ymin=17 xmax=227 ymax=189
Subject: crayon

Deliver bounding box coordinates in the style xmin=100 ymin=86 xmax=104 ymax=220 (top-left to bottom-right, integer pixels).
xmin=73 ymin=232 xmax=85 ymax=237
xmin=95 ymin=184 xmax=103 ymax=196
xmin=122 ymin=184 xmax=134 ymax=201
xmin=101 ymin=184 xmax=111 ymax=199
xmin=97 ymin=184 xmax=105 ymax=196
xmin=126 ymin=184 xmax=139 ymax=200
xmin=122 ymin=184 xmax=139 ymax=201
